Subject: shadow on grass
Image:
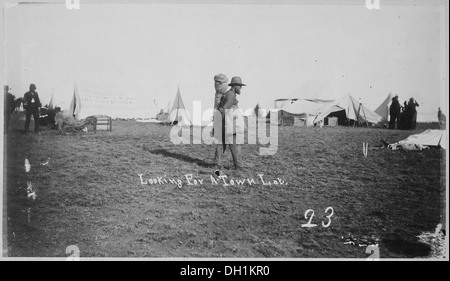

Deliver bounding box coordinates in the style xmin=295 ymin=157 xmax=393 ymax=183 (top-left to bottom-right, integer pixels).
xmin=381 ymin=228 xmax=432 ymax=258
xmin=145 ymin=148 xmax=211 ymax=168
xmin=382 ymin=237 xmax=431 ymax=258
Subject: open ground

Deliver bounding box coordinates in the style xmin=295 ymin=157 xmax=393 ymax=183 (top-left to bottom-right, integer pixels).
xmin=2 ymin=113 xmax=445 ymax=258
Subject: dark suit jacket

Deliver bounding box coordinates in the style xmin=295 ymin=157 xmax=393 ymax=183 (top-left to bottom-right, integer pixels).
xmin=390 ymin=99 xmax=401 ymax=116
xmin=23 ymin=91 xmax=42 ymax=110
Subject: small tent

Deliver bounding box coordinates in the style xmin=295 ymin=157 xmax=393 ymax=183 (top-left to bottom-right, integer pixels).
xmin=167 ymin=87 xmax=191 ymax=126
xmin=48 ymin=90 xmax=54 ymax=110
xmin=68 ymin=84 xmax=81 ymax=119
xmin=374 ymin=92 xmax=394 ymax=125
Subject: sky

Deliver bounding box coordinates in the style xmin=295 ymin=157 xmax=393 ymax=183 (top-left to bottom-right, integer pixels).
xmin=4 ymin=0 xmax=449 ymax=122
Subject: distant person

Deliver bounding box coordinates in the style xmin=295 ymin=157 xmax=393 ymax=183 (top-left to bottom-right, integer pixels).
xmin=397 ymin=101 xmax=408 ymax=130
xmin=4 ymin=85 xmax=16 ymax=132
xmin=389 ymin=95 xmax=401 ymax=129
xmin=213 ymin=76 xmax=246 ymax=170
xmin=407 ymin=98 xmax=419 ymax=130
xmin=23 ymin=83 xmax=42 ymax=134
xmin=438 ymin=107 xmax=446 ymax=130
xmin=400 ymin=100 xmax=411 ymax=130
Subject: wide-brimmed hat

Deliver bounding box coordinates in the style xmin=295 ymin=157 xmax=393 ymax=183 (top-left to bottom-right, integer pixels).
xmin=229 ymin=77 xmax=246 ymax=86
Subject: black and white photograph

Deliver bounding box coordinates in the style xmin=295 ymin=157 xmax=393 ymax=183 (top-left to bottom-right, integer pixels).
xmin=1 ymin=0 xmax=448 ymax=264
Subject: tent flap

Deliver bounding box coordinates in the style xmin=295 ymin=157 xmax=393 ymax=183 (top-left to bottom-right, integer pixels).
xmin=375 ymin=93 xmax=393 ymax=123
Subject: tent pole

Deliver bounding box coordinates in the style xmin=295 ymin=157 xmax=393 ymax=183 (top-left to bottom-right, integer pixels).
xmin=362 ymin=106 xmax=369 ymax=127
xmin=354 ymin=104 xmax=362 ymax=127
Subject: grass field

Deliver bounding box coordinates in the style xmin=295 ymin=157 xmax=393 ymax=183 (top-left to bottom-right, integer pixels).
xmin=2 ymin=113 xmax=446 ymax=258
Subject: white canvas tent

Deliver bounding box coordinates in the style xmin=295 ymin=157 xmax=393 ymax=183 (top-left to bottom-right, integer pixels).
xmin=276 ymin=94 xmax=382 ymax=126
xmin=167 ymin=87 xmax=191 ymax=126
xmin=281 ymin=99 xmax=331 ymax=116
xmin=374 ymin=92 xmax=394 ymax=124
xmin=273 ymin=99 xmax=327 ymax=126
xmin=314 ymin=94 xmax=382 ymax=125
xmin=390 ymin=129 xmax=447 ymax=150
xmin=68 ymin=84 xmax=81 ymax=119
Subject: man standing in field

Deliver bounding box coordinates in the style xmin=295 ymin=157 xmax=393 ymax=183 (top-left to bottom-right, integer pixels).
xmin=213 ymin=76 xmax=246 ymax=170
xmin=23 ymin=83 xmax=42 ymax=134
xmin=212 ymin=74 xmax=229 ymax=168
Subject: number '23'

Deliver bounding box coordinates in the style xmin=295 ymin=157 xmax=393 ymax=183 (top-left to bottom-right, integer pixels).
xmin=301 ymin=207 xmax=334 ymax=228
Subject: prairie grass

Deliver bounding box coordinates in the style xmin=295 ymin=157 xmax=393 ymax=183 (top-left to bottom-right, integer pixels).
xmin=3 ymin=114 xmax=445 ymax=258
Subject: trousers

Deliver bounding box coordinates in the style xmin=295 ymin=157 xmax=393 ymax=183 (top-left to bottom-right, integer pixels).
xmin=213 ymin=134 xmax=245 ymax=169
xmin=389 ymin=114 xmax=398 ymax=129
xmin=25 ymin=108 xmax=40 ymax=132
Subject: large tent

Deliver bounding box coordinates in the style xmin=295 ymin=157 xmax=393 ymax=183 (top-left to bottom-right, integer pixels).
xmin=314 ymin=94 xmax=382 ymax=125
xmin=281 ymin=99 xmax=333 ymax=117
xmin=272 ymin=99 xmax=326 ymax=125
xmin=275 ymin=94 xmax=382 ymax=126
